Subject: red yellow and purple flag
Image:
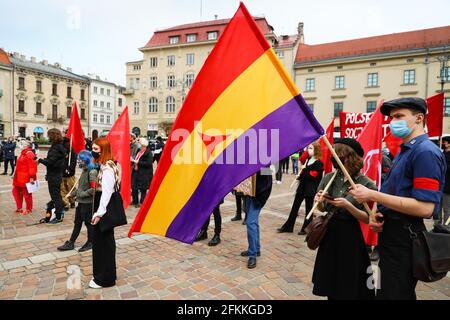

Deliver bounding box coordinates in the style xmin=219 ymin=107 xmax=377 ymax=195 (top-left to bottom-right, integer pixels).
xmin=128 ymin=3 xmax=324 ymax=243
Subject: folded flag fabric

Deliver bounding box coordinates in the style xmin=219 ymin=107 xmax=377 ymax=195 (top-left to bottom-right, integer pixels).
xmin=128 ymin=3 xmax=324 ymax=244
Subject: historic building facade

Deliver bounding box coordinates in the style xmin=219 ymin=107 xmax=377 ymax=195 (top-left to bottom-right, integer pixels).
xmin=0 ymin=49 xmax=13 ymax=138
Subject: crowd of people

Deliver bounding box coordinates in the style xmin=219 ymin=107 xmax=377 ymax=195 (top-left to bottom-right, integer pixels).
xmin=3 ymin=97 xmax=450 ymax=299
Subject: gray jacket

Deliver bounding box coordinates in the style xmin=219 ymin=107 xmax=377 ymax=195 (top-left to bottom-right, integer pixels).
xmin=74 ymin=166 xmax=98 ymax=203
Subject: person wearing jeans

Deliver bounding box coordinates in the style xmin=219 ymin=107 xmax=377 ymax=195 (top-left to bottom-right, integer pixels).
xmin=240 ymin=170 xmax=272 ymax=269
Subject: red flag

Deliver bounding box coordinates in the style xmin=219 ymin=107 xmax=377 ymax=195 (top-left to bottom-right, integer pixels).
xmin=383 ymin=131 xmax=402 ymax=157
xmin=107 ymin=107 xmax=131 ymax=209
xmin=320 ymin=119 xmax=334 ymax=174
xmin=66 ymin=101 xmax=85 ymax=154
xmin=427 ymin=93 xmax=444 ymax=138
xmin=357 ymin=100 xmax=384 ymax=246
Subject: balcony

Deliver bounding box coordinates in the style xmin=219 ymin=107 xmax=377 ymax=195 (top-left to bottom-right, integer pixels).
xmin=47 ymin=115 xmax=66 ymax=124
xmin=123 ymin=88 xmax=135 ymax=95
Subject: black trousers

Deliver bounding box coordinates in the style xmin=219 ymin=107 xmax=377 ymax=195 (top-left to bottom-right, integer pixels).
xmin=46 ymin=176 xmax=64 ymax=218
xmin=92 ymin=224 xmax=116 ymax=287
xmin=281 ymin=193 xmax=314 ymax=232
xmin=3 ymin=159 xmax=14 ymax=174
xmin=276 ymin=164 xmax=283 ymax=181
xmin=131 ymin=172 xmax=147 ymax=204
xmin=282 ymin=158 xmax=289 ymax=173
xmin=200 ymin=205 xmax=222 ymax=235
xmin=235 ymin=193 xmax=247 ymax=220
xmin=70 ymin=203 xmax=93 ymax=243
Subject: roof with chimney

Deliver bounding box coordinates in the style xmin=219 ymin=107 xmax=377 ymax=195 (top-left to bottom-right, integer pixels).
xmin=8 ymin=53 xmax=89 ymax=82
xmin=0 ymin=48 xmax=11 ymax=66
xmin=276 ymin=35 xmax=298 ymax=49
xmin=295 ymin=25 xmax=450 ymax=65
xmin=143 ymin=16 xmax=275 ymax=49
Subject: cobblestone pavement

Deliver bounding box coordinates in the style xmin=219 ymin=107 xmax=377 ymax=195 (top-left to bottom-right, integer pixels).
xmin=0 ymin=158 xmax=449 ymax=300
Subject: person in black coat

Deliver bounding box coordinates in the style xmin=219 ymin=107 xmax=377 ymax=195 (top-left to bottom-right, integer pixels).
xmin=278 ymin=142 xmax=324 ymax=235
xmin=61 ymin=137 xmax=77 ymax=210
xmin=38 ymin=129 xmax=67 ymax=224
xmin=131 ymin=137 xmax=153 ymax=208
xmin=2 ymin=137 xmax=16 ymax=176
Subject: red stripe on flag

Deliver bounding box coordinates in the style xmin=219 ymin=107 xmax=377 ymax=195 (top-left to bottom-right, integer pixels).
xmin=413 ymin=178 xmax=439 ymax=191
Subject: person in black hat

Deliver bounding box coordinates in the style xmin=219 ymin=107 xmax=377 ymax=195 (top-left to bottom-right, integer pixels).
xmin=311 ymin=138 xmax=377 ymax=300
xmin=350 ymin=97 xmax=446 ymax=300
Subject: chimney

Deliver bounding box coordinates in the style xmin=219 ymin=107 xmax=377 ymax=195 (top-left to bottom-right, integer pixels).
xmin=67 ymin=67 xmax=72 ymax=72
xmin=41 ymin=60 xmax=48 ymax=66
xmin=297 ymin=22 xmax=304 ymax=44
xmin=20 ymin=54 xmax=26 ymax=61
xmin=13 ymin=52 xmax=20 ymax=58
xmin=54 ymin=62 xmax=61 ymax=68
xmin=31 ymin=57 xmax=36 ymax=63
xmin=214 ymin=14 xmax=218 ymax=20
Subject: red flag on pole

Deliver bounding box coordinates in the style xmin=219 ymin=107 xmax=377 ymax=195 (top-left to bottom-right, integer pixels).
xmin=66 ymin=101 xmax=85 ymax=154
xmin=107 ymin=107 xmax=131 ymax=209
xmin=320 ymin=119 xmax=335 ymax=174
xmin=356 ymin=101 xmax=384 ymax=246
xmin=427 ymin=93 xmax=444 ymax=138
xmin=383 ymin=131 xmax=402 ymax=157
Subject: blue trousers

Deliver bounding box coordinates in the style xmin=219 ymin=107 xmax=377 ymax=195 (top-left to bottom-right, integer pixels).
xmin=245 ymin=197 xmax=261 ymax=258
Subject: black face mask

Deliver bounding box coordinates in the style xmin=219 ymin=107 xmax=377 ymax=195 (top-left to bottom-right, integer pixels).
xmin=91 ymin=151 xmax=101 ymax=160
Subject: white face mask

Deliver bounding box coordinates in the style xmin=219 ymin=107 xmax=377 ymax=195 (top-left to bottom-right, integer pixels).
xmin=308 ymin=148 xmax=314 ymax=157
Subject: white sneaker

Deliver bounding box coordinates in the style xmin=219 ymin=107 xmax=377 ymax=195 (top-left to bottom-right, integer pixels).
xmin=276 ymin=181 xmax=282 ymax=185
xmin=89 ymin=279 xmax=102 ymax=289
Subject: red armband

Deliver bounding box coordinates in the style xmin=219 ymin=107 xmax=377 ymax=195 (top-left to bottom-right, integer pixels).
xmin=413 ymin=178 xmax=439 ymax=191
xmin=90 ymin=181 xmax=96 ymax=188
xmin=309 ymin=170 xmax=318 ymax=178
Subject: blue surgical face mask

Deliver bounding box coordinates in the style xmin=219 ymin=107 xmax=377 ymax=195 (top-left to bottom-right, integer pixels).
xmin=390 ymin=120 xmax=414 ymax=138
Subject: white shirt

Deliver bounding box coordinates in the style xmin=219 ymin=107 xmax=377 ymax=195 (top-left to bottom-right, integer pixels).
xmin=93 ymin=166 xmax=115 ymax=219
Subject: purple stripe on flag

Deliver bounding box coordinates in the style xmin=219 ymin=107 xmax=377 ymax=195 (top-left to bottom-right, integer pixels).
xmin=166 ymin=95 xmax=323 ymax=243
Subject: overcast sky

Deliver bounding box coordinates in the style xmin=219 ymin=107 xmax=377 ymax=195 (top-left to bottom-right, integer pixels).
xmin=1 ymin=0 xmax=449 ymax=86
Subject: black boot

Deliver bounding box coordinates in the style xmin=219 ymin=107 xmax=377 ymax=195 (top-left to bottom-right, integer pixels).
xmin=57 ymin=241 xmax=74 ymax=251
xmin=247 ymin=257 xmax=257 ymax=269
xmin=195 ymin=230 xmax=208 ymax=242
xmin=231 ymin=214 xmax=242 ymax=221
xmin=79 ymin=242 xmax=93 ymax=252
xmin=208 ymin=234 xmax=221 ymax=246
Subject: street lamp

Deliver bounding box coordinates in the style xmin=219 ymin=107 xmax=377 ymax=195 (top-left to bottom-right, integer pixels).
xmin=438 ymin=52 xmax=450 ymax=93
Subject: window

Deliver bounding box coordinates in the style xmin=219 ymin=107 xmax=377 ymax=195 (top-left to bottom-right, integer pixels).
xmin=135 ymin=78 xmax=140 ymax=89
xmin=186 ymin=73 xmax=195 ymax=87
xmin=370 ymin=62 xmax=377 ymax=67
xmin=166 ymin=96 xmax=176 ymax=113
xmin=52 ymin=83 xmax=58 ymax=95
xmin=118 ymin=98 xmax=122 ymax=107
xmin=81 ymin=89 xmax=85 ymax=100
xmin=100 ymin=88 xmax=104 ymax=95
xmin=334 ymin=102 xmax=343 ymax=117
xmin=67 ymin=106 xmax=72 ymax=118
xmin=18 ymin=100 xmax=25 ymax=112
xmin=100 ymin=115 xmax=104 ymax=124
xmin=306 ymin=78 xmax=315 ymax=92
xmin=100 ymin=101 xmax=104 ymax=108
xmin=150 ymin=76 xmax=158 ymax=89
xmin=167 ymin=75 xmax=176 ymax=88
xmin=107 ymin=89 xmax=111 ymax=96
xmin=36 ymin=102 xmax=42 ymax=115
xmin=133 ymin=65 xmax=141 ymax=71
xmin=186 ymin=53 xmax=195 ymax=65
xmin=36 ymin=80 xmax=42 ymax=92
xmin=80 ymin=108 xmax=86 ymax=120
xmin=207 ymin=31 xmax=218 ymax=40
xmin=149 ymin=97 xmax=158 ymax=113
xmin=94 ymin=86 xmax=98 ymax=94
xmin=94 ymin=100 xmax=98 ymax=107
xmin=150 ymin=57 xmax=158 ymax=68
xmin=134 ymin=102 xmax=140 ymax=115
xmin=367 ymin=101 xmax=377 ymax=113
xmin=403 ymin=70 xmax=416 ymax=84
xmin=169 ymin=36 xmax=180 ymax=44
xmin=445 ymin=98 xmax=450 ymax=117
xmin=67 ymin=87 xmax=72 ymax=98
xmin=335 ymin=76 xmax=345 ymax=89
xmin=308 ymin=104 xmax=314 ymax=113
xmin=167 ymin=55 xmax=175 ymax=67
xmin=106 ymin=115 xmax=111 ymax=124
xmin=93 ymin=114 xmax=98 ymax=123
xmin=52 ymin=105 xmax=58 ymax=119
xmin=441 ymin=67 xmax=450 ymax=82
xmin=277 ymin=51 xmax=284 ymax=59
xmin=187 ymin=34 xmax=197 ymax=42
xmin=367 ymin=73 xmax=378 ymax=87
xmin=107 ymin=102 xmax=111 ymax=109
xmin=19 ymin=77 xmax=25 ymax=90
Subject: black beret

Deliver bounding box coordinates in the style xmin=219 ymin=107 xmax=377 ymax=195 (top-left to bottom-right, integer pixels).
xmin=380 ymin=97 xmax=427 ymax=116
xmin=334 ymin=138 xmax=365 ymax=158
xmin=442 ymin=136 xmax=450 ymax=143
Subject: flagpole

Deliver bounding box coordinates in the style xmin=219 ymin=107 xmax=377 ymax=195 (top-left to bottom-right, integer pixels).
xmin=68 ymin=134 xmax=73 ymax=167
xmin=306 ymin=170 xmax=338 ymax=220
xmin=322 ymin=135 xmax=373 ymax=216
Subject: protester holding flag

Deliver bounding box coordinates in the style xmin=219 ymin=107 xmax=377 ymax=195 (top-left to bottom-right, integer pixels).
xmin=38 ymin=129 xmax=67 ymax=224
xmin=351 ymin=98 xmax=446 ymax=300
xmin=89 ymin=138 xmax=121 ymax=289
xmin=60 ymin=137 xmax=77 ymax=210
xmin=278 ymin=141 xmax=323 ymax=235
xmin=131 ymin=137 xmax=153 ymax=208
xmin=312 ymin=139 xmax=377 ymax=300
